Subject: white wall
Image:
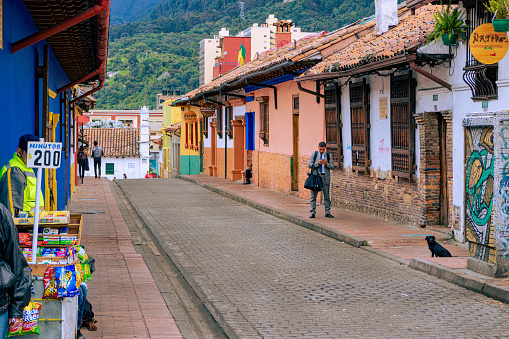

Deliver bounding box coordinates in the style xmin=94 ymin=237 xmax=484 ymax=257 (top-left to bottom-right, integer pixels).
xmin=85 ymin=157 xmax=144 ymax=179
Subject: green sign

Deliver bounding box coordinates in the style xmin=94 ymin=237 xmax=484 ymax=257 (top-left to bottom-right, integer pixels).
xmin=482 ymin=101 xmax=489 ymax=109
xmin=433 ymin=94 xmax=438 ymax=101
xmin=106 ymin=163 xmax=114 ymax=175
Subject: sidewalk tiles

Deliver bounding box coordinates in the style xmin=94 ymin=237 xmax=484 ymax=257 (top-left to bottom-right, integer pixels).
xmin=70 ymin=178 xmax=181 ymax=339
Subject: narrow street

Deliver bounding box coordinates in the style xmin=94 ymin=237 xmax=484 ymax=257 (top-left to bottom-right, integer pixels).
xmin=116 ymin=178 xmax=509 ymax=338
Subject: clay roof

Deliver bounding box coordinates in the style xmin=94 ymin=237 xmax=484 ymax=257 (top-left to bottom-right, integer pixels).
xmin=22 ymin=0 xmax=110 ymax=83
xmin=185 ymin=14 xmax=380 ymax=100
xmin=82 ymin=128 xmax=140 ymax=157
xmin=298 ymin=4 xmax=440 ymax=81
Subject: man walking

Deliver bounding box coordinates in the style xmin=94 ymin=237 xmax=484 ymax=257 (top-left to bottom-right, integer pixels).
xmin=91 ymin=141 xmax=104 ymax=179
xmin=309 ymin=141 xmax=334 ymax=218
xmin=0 ymin=134 xmax=44 ymax=214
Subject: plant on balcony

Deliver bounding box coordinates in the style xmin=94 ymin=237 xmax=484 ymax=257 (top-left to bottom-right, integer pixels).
xmin=485 ymin=0 xmax=509 ymax=32
xmin=427 ymin=1 xmax=466 ymax=46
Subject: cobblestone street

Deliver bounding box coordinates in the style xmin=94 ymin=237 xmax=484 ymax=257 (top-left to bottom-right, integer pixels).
xmin=118 ymin=178 xmax=509 ymax=338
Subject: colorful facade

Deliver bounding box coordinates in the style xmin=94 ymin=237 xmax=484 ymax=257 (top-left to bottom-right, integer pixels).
xmin=1 ymin=0 xmax=110 ymax=210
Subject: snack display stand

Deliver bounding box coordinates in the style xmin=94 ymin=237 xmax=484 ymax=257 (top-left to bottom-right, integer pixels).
xmin=12 ymin=211 xmax=84 ymax=339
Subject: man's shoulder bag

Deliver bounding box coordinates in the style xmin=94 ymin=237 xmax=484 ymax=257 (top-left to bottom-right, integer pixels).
xmin=304 ymin=151 xmax=322 ymax=191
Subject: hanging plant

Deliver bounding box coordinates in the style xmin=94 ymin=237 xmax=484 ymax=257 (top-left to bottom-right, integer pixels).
xmin=485 ymin=0 xmax=509 ymax=32
xmin=427 ymin=1 xmax=466 ymax=46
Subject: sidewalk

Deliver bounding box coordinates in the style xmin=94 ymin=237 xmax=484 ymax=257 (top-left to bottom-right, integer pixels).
xmin=70 ymin=178 xmax=181 ymax=339
xmin=180 ymin=174 xmax=509 ymax=303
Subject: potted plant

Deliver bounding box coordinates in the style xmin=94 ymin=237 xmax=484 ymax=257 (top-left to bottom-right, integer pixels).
xmin=485 ymin=0 xmax=509 ymax=32
xmin=427 ymin=1 xmax=466 ymax=46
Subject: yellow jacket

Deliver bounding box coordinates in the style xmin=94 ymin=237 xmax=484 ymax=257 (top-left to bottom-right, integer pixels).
xmin=0 ymin=154 xmax=44 ymax=213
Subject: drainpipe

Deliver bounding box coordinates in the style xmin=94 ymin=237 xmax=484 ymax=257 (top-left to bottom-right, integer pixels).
xmin=407 ymin=55 xmax=451 ymax=91
xmin=297 ymin=82 xmax=325 ymax=98
xmin=11 ymin=0 xmax=109 ymax=54
xmin=57 ymin=61 xmax=105 ymax=95
xmin=68 ymin=80 xmax=104 ymax=105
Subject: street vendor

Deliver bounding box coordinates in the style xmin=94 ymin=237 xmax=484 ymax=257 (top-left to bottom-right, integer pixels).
xmin=0 ymin=134 xmax=44 ymax=215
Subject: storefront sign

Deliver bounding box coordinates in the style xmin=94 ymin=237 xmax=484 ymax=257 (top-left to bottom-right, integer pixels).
xmin=379 ymin=97 xmax=388 ymax=119
xmin=469 ymin=23 xmax=509 ymax=64
xmin=27 ymin=142 xmax=62 ymax=169
xmin=184 ymin=111 xmax=197 ymax=123
xmin=200 ymin=102 xmax=216 ymax=117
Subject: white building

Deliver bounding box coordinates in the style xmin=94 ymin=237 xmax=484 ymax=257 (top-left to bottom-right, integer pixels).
xmin=82 ymin=107 xmax=151 ymax=179
xmin=199 ymin=28 xmax=229 ymax=85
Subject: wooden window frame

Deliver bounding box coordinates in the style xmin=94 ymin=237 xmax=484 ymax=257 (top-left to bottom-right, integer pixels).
xmin=257 ymin=96 xmax=269 ymax=146
xmin=225 ymin=106 xmax=233 ymax=139
xmin=390 ymin=71 xmax=415 ymax=180
xmin=216 ymin=108 xmax=223 ymax=138
xmin=349 ymin=79 xmax=370 ymax=173
xmin=324 ymin=82 xmax=343 ymax=169
xmin=202 ymin=116 xmax=209 ymax=138
xmin=292 ymin=94 xmax=299 ymax=114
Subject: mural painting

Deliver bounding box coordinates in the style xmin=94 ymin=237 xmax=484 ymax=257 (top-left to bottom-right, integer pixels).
xmin=496 ymin=126 xmax=509 ymax=257
xmin=465 ymin=126 xmax=495 ymax=263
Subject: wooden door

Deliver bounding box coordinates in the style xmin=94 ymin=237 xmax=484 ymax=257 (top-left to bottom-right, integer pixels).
xmin=292 ymin=95 xmax=299 ymax=191
xmin=438 ymin=114 xmax=449 ymax=225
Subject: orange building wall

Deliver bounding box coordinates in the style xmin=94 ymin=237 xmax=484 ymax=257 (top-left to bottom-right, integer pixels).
xmin=216 ymin=147 xmax=234 ymax=179
xmin=252 ymin=150 xmax=293 ymax=194
xmin=203 ymin=147 xmax=212 ymax=174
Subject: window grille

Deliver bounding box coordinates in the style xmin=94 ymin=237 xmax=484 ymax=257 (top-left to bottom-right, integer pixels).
xmin=325 ymin=83 xmax=343 ymax=168
xmin=225 ymin=106 xmax=233 ymax=138
xmin=463 ymin=0 xmax=498 ymax=100
xmin=258 ymin=97 xmax=269 ymax=145
xmin=349 ymin=79 xmax=370 ymax=173
xmin=216 ymin=108 xmax=223 ymax=138
xmin=390 ymin=72 xmax=415 ymax=180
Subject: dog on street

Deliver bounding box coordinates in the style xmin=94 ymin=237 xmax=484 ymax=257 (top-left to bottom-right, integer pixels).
xmin=425 ymin=235 xmax=452 ymax=257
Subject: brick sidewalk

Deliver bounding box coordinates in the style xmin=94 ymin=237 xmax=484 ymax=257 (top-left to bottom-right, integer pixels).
xmin=70 ymin=178 xmax=181 ymax=339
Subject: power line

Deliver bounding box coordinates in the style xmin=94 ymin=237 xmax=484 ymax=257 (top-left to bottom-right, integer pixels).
xmin=239 ymin=1 xmax=245 ymax=20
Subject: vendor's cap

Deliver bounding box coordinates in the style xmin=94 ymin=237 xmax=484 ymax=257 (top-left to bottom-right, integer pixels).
xmin=18 ymin=134 xmax=40 ymax=151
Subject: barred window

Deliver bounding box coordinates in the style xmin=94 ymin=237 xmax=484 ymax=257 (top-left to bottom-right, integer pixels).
xmin=217 ymin=108 xmax=223 ymax=138
xmin=325 ymin=83 xmax=343 ymax=168
xmin=463 ymin=0 xmax=498 ymax=101
xmin=349 ymin=79 xmax=370 ymax=173
xmin=390 ymin=72 xmax=415 ymax=180
xmin=258 ymin=96 xmax=269 ymax=145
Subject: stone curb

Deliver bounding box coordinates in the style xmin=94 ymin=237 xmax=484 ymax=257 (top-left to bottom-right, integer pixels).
xmin=409 ymin=258 xmax=509 ymax=304
xmin=178 ymin=176 xmax=509 ymax=305
xmin=115 ymin=180 xmax=253 ymax=339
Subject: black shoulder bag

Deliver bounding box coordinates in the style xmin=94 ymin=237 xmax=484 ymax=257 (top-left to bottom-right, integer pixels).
xmin=304 ymin=151 xmax=323 ymax=191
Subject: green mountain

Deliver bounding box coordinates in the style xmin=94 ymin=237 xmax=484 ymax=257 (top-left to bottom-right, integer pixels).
xmin=95 ymin=0 xmax=374 ymax=110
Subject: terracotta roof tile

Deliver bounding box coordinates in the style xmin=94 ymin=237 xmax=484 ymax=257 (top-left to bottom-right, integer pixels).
xmin=300 ymin=4 xmax=439 ymax=76
xmin=82 ymin=128 xmax=140 ymax=157
xmin=185 ymin=12 xmax=381 ymax=99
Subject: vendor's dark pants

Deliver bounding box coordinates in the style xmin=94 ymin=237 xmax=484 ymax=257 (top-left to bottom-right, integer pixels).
xmin=77 ymin=284 xmax=88 ymax=330
xmin=93 ymin=158 xmax=101 ymax=178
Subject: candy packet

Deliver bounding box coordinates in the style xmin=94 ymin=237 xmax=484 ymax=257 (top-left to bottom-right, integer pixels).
xmin=55 ymin=265 xmax=78 ymax=299
xmin=22 ymin=301 xmax=41 ymax=335
xmin=43 ymin=267 xmax=58 ymax=299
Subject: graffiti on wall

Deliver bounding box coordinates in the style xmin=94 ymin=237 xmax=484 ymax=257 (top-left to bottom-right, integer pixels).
xmin=496 ymin=127 xmax=509 ymax=257
xmin=465 ymin=126 xmax=495 ymax=263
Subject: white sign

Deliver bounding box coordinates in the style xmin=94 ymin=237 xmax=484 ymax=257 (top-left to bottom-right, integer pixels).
xmin=27 ymin=142 xmax=62 ymax=168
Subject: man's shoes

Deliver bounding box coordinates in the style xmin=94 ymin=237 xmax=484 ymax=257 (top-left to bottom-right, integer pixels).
xmin=325 ymin=214 xmax=334 ymax=218
xmin=77 ymin=330 xmax=86 ymax=339
xmin=95 ymin=176 xmax=97 ymax=179
xmin=309 ymin=214 xmax=315 ymax=218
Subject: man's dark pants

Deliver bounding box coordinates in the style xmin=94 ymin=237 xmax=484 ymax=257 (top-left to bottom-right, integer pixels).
xmin=93 ymin=158 xmax=101 ymax=178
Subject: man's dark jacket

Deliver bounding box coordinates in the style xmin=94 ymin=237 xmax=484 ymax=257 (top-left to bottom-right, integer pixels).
xmin=0 ymin=204 xmax=31 ymax=318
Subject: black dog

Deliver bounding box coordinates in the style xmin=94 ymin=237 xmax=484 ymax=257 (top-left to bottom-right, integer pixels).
xmin=425 ymin=235 xmax=452 ymax=257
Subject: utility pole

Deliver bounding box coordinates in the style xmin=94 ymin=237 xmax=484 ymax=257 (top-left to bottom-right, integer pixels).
xmin=239 ymin=1 xmax=245 ymax=20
